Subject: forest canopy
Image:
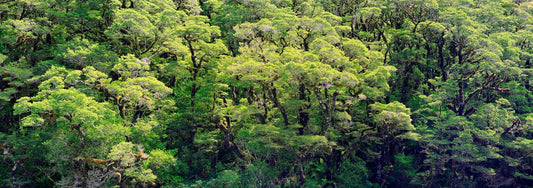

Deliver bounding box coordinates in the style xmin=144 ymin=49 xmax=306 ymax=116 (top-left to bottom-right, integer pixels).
xmin=1 ymin=0 xmax=533 ymax=187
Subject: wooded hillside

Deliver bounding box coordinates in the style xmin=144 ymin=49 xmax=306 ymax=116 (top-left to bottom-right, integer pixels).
xmin=1 ymin=0 xmax=533 ymax=187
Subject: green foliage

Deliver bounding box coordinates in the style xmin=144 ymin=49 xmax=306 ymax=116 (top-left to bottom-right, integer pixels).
xmin=108 ymin=142 xmax=157 ymax=184
xmin=335 ymin=158 xmax=373 ymax=187
xmin=55 ymin=38 xmax=118 ymax=70
xmin=371 ymin=101 xmax=418 ymax=140
xmin=2 ymin=0 xmax=533 ymax=187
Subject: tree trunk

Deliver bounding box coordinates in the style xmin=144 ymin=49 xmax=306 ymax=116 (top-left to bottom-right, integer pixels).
xmin=438 ymin=41 xmax=447 ymax=81
xmin=268 ymin=86 xmax=289 ymax=126
xmin=298 ymin=84 xmax=309 ymax=135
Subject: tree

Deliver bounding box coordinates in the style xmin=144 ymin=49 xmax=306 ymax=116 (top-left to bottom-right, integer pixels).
xmin=10 ymin=62 xmax=176 ymax=186
xmin=2 ymin=0 xmax=533 ymax=187
xmin=414 ymin=98 xmax=533 ymax=186
xmin=369 ymin=101 xmax=418 ymax=186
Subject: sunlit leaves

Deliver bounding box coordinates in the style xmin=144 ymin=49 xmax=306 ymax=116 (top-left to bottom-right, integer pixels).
xmin=106 ymin=9 xmax=158 ymax=56
xmin=11 ymin=54 xmax=174 ymax=185
xmin=371 ymin=101 xmax=417 ymax=140
xmin=55 ymin=38 xmax=118 ymax=70
xmin=108 ymin=142 xmax=157 ymax=183
xmin=14 ymin=87 xmax=117 ymax=127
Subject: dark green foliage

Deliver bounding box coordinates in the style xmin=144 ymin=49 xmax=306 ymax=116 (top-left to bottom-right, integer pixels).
xmin=1 ymin=0 xmax=533 ymax=187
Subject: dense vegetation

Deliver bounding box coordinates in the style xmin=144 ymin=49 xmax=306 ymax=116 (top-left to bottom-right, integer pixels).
xmin=1 ymin=0 xmax=533 ymax=187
